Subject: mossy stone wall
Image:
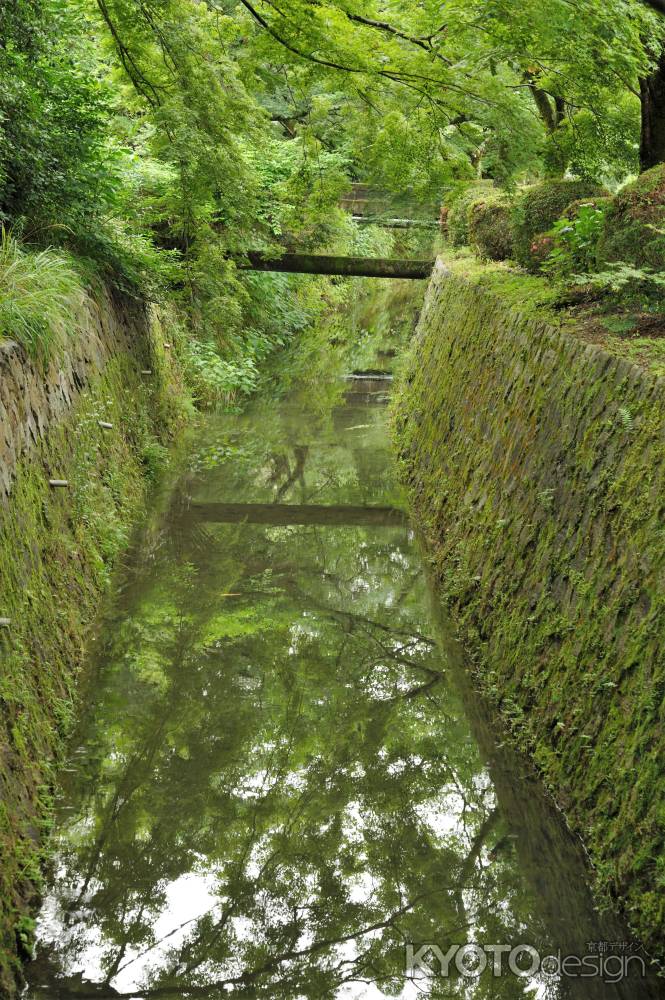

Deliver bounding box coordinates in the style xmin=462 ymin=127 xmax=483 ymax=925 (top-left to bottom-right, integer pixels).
xmin=0 ymin=288 xmax=188 ymax=994
xmin=393 ymin=261 xmax=665 ymax=957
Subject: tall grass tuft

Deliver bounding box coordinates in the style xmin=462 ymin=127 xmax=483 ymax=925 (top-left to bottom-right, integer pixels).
xmin=0 ymin=229 xmax=87 ymax=361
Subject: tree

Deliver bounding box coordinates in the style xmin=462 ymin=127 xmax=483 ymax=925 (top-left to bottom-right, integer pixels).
xmin=221 ymin=0 xmax=655 ymax=182
xmin=640 ymin=0 xmax=665 ymax=168
xmin=0 ymin=0 xmax=114 ymax=229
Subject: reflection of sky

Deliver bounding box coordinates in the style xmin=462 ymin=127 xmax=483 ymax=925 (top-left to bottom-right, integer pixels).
xmin=36 ymin=863 xmax=449 ymax=997
xmin=37 ymin=869 xmax=222 ymax=993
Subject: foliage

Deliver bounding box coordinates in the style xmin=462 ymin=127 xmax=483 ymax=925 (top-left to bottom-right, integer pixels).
xmin=597 ymin=163 xmax=665 ymax=271
xmin=0 ymin=0 xmax=116 ymax=230
xmin=183 ymin=338 xmax=259 ymax=408
xmin=224 ymin=0 xmax=657 ymax=188
xmin=1 ymin=0 xmax=663 ymax=401
xmin=572 ymin=262 xmax=665 ymax=308
xmin=541 ymin=202 xmax=609 ymax=280
xmin=511 ymin=179 xmax=608 ymax=270
xmin=544 ymin=102 xmax=642 ymax=185
xmin=468 ymin=196 xmax=515 ymax=261
xmin=67 ymin=223 xmax=180 ymax=300
xmin=0 ymin=231 xmax=86 ymax=360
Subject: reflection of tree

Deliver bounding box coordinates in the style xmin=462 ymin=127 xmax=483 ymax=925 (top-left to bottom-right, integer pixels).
xmin=30 ymin=410 xmax=554 ymax=1000
xmin=270 ymin=444 xmax=309 ymax=501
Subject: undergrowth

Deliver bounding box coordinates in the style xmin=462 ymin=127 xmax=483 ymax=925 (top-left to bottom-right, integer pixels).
xmin=0 ymin=231 xmax=86 ymax=361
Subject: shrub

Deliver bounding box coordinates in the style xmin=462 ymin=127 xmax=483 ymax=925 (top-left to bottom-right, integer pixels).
xmin=444 ymin=181 xmax=495 ymax=246
xmin=542 ymin=201 xmax=609 ymax=280
xmin=561 ymin=196 xmax=612 ymax=222
xmin=0 ymin=1 xmax=114 ymax=230
xmin=511 ymin=179 xmax=607 ymax=270
xmin=468 ymin=198 xmax=514 ymax=260
xmin=596 ymin=164 xmax=665 ymax=272
xmin=572 ymin=263 xmax=665 ymax=310
xmin=182 ymin=337 xmax=259 ymax=408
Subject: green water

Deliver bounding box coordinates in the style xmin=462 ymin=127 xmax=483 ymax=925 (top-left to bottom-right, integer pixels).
xmin=25 ymin=379 xmax=662 ymax=999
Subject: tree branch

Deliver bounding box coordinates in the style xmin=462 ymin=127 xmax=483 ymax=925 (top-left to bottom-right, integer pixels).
xmin=345 ymin=12 xmax=452 ymax=66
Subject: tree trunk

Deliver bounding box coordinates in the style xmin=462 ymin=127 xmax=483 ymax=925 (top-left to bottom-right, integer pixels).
xmin=640 ymin=48 xmax=665 ymax=170
xmin=235 ymin=251 xmax=435 ymax=279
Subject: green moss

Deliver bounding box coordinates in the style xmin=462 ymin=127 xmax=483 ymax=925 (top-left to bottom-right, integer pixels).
xmin=511 ymin=179 xmax=607 ymax=270
xmin=438 ymin=251 xmax=570 ymax=323
xmin=0 ymin=296 xmax=188 ymax=993
xmin=597 ymin=164 xmax=665 ymax=271
xmin=392 ymin=268 xmax=665 ymax=959
xmin=436 ymin=251 xmax=665 ymax=382
xmin=603 ymin=336 xmax=665 ymax=380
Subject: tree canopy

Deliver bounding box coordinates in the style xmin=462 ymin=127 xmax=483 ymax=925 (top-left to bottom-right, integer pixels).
xmin=1 ymin=0 xmax=664 ymax=392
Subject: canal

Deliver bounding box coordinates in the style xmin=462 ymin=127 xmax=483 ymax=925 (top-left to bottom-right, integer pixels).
xmin=25 ymin=368 xmax=662 ymax=998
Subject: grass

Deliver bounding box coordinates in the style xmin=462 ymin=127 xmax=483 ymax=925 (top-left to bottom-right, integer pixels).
xmin=438 ymin=248 xmax=665 ymax=381
xmin=0 ymin=230 xmax=86 ymax=361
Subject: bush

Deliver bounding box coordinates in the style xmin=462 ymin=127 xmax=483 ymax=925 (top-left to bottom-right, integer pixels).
xmin=468 ymin=197 xmax=514 ymax=260
xmin=511 ymin=179 xmax=607 ymax=270
xmin=561 ymin=196 xmax=612 ymax=222
xmin=0 ymin=1 xmax=114 ymax=230
xmin=597 ymin=164 xmax=665 ymax=272
xmin=542 ymin=202 xmax=609 ymax=280
xmin=183 ymin=337 xmax=259 ymax=408
xmin=444 ymin=181 xmax=495 ymax=246
xmin=572 ymin=263 xmax=665 ymax=310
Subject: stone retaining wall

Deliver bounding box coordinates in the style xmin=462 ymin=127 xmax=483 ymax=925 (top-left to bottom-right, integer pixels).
xmin=0 ymin=289 xmax=147 ymax=500
xmin=0 ymin=286 xmax=185 ymax=995
xmin=393 ymin=260 xmax=665 ymax=957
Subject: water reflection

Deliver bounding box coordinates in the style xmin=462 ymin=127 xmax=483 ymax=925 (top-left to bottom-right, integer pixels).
xmin=26 ymin=389 xmax=662 ymax=999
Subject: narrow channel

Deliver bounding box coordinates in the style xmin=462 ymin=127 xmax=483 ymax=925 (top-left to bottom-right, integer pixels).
xmin=25 ymin=374 xmax=660 ymax=999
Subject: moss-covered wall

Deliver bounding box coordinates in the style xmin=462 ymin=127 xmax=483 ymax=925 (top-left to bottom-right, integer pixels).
xmin=0 ymin=288 xmax=189 ymax=994
xmin=393 ymin=261 xmax=665 ymax=958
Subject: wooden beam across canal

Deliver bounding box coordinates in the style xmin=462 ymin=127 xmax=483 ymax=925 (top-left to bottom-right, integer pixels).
xmin=190 ymin=502 xmax=407 ymax=528
xmin=235 ymin=251 xmax=435 ymax=280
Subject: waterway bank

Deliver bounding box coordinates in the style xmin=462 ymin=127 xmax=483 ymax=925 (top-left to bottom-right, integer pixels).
xmin=0 ymin=288 xmax=189 ymax=994
xmin=393 ymin=258 xmax=665 ymax=961
xmin=23 ymin=378 xmax=662 ymax=998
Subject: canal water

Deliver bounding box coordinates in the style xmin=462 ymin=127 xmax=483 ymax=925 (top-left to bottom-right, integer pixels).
xmin=25 ymin=376 xmax=663 ymax=999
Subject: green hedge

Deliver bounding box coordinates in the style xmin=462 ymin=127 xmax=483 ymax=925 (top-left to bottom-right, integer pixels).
xmin=444 ymin=181 xmax=495 ymax=246
xmin=468 ymin=197 xmax=514 ymax=260
xmin=597 ymin=164 xmax=665 ymax=271
xmin=511 ymin=179 xmax=607 ymax=270
xmin=562 ymin=195 xmax=612 ymax=222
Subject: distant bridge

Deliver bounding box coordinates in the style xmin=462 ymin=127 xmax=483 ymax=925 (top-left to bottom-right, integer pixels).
xmin=340 ymin=183 xmax=439 ymax=221
xmin=233 ymin=184 xmax=439 ymax=279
